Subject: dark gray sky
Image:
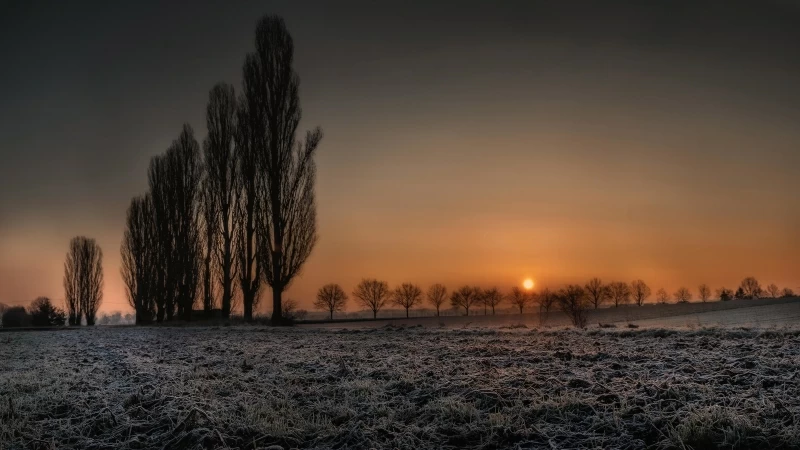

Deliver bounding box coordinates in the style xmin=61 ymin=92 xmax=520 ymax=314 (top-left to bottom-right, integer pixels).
xmin=1 ymin=0 xmax=799 ymax=311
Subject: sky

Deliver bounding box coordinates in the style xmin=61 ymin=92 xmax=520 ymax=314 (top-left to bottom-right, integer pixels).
xmin=0 ymin=0 xmax=799 ymax=314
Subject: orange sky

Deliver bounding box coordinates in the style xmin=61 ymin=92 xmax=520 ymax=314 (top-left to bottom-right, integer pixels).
xmin=1 ymin=2 xmax=798 ymax=314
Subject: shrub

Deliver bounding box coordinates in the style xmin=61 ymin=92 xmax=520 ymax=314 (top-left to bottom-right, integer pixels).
xmin=29 ymin=297 xmax=66 ymax=327
xmin=2 ymin=307 xmax=31 ymax=328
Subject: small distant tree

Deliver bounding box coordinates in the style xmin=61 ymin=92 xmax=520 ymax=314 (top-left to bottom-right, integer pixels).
xmin=314 ymin=283 xmax=348 ymax=320
xmin=392 ymin=283 xmax=423 ymax=318
xmin=2 ymin=307 xmax=30 ymax=328
xmin=482 ymin=287 xmax=504 ymax=315
xmin=655 ymin=288 xmax=670 ymax=304
xmin=698 ymin=284 xmax=711 ymax=302
xmin=426 ymin=284 xmax=447 ymax=316
xmin=507 ymin=287 xmax=530 ymax=314
xmin=739 ymin=277 xmax=762 ymax=299
xmin=64 ymin=236 xmax=104 ymax=326
xmin=735 ymin=287 xmax=746 ymax=299
xmin=585 ymin=277 xmax=608 ymax=309
xmin=609 ymin=281 xmax=631 ymax=307
xmin=451 ymin=286 xmax=480 ymax=316
xmin=782 ymin=287 xmax=796 ymax=298
xmin=631 ymin=280 xmax=651 ymax=306
xmin=766 ymin=283 xmax=780 ymax=298
xmin=674 ymin=287 xmax=691 ymax=303
xmin=558 ymin=284 xmax=589 ymax=328
xmin=29 ymin=297 xmax=66 ymax=327
xmin=717 ymin=287 xmax=734 ymax=301
xmin=353 ymin=279 xmax=390 ymax=319
xmin=537 ymin=287 xmax=556 ymax=313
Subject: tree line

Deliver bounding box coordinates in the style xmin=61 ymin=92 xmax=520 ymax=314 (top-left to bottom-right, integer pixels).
xmin=312 ymin=276 xmax=797 ymax=327
xmin=121 ymin=15 xmax=321 ymax=325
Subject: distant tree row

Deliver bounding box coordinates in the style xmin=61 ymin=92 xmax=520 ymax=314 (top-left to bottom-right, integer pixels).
xmin=121 ymin=15 xmax=321 ymax=325
xmin=310 ymin=276 xmax=796 ymax=326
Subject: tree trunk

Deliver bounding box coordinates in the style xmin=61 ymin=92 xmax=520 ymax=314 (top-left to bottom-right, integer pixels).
xmin=271 ymin=285 xmax=283 ymax=325
xmin=406 ymin=308 xmax=409 ymax=318
xmin=330 ymin=310 xmax=333 ymax=320
xmin=373 ymin=310 xmax=377 ymax=319
xmin=244 ymin=292 xmax=254 ymax=321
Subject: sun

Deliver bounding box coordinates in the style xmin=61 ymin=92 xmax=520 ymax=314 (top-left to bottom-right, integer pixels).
xmin=523 ymin=278 xmax=534 ymax=290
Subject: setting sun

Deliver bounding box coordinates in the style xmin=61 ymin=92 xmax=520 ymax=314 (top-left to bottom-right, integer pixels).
xmin=523 ymin=278 xmax=534 ymax=290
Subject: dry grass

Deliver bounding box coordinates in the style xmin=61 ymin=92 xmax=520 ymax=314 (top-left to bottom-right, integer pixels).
xmin=2 ymin=326 xmax=800 ymax=449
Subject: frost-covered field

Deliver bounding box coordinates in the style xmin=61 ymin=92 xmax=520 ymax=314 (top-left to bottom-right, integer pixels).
xmin=2 ymin=326 xmax=800 ymax=449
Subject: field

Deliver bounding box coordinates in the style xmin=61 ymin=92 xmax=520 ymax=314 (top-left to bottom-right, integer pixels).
xmin=2 ymin=302 xmax=800 ymax=449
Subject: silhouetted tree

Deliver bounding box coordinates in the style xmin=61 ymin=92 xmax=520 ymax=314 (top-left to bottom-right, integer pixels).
xmin=200 ymin=174 xmax=217 ymax=317
xmin=451 ymin=286 xmax=480 ymax=316
xmin=392 ymin=283 xmax=423 ymax=317
xmin=766 ymin=283 xmax=780 ymax=298
xmin=482 ymin=287 xmax=503 ymax=315
xmin=121 ymin=195 xmax=157 ymax=324
xmin=508 ymin=287 xmax=530 ymax=314
xmin=148 ymin=126 xmax=202 ymax=321
xmin=238 ymin=16 xmax=323 ymax=325
xmin=64 ymin=236 xmax=104 ymax=326
xmin=782 ymin=287 xmax=796 ymax=298
xmin=537 ymin=287 xmax=557 ymax=313
xmin=585 ymin=278 xmax=608 ymax=309
xmin=426 ymin=284 xmax=447 ymax=316
xmin=558 ymin=285 xmax=589 ymax=328
xmin=739 ymin=277 xmax=762 ymax=299
xmin=353 ymin=279 xmax=390 ymax=319
xmin=203 ymin=83 xmax=239 ymax=319
xmin=609 ymin=281 xmax=631 ymax=307
xmin=735 ymin=287 xmax=746 ymax=299
xmin=717 ymin=287 xmax=734 ymax=301
xmin=674 ymin=287 xmax=691 ymax=303
xmin=631 ymin=280 xmax=651 ymax=306
xmin=29 ymin=297 xmax=66 ymax=327
xmin=314 ymin=283 xmax=347 ymax=320
xmin=655 ymin=288 xmax=670 ymax=304
xmin=698 ymin=283 xmax=711 ymax=303
xmin=2 ymin=307 xmax=30 ymax=328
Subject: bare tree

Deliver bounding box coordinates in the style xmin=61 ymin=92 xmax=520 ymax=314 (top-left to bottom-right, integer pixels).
xmin=148 ymin=125 xmax=202 ymax=322
xmin=508 ymin=287 xmax=530 ymax=314
xmin=585 ymin=277 xmax=608 ymax=309
xmin=558 ymin=285 xmax=589 ymax=328
xmin=64 ymin=236 xmax=104 ymax=326
xmin=392 ymin=283 xmax=423 ymax=318
xmin=739 ymin=276 xmax=762 ymax=299
xmin=609 ymin=281 xmax=631 ymax=307
xmin=674 ymin=287 xmax=691 ymax=303
xmin=630 ymin=280 xmax=651 ymax=306
xmin=353 ymin=279 xmax=390 ymax=319
xmin=782 ymin=287 xmax=796 ymax=298
xmin=237 ymin=16 xmax=323 ymax=325
xmin=203 ymin=83 xmax=239 ymax=318
xmin=698 ymin=283 xmax=711 ymax=303
xmin=426 ymin=284 xmax=447 ymax=316
xmin=655 ymin=288 xmax=670 ymax=304
xmin=482 ymin=287 xmax=504 ymax=315
xmin=121 ymin=195 xmax=157 ymax=324
xmin=766 ymin=283 xmax=780 ymax=298
xmin=717 ymin=287 xmax=734 ymax=301
xmin=451 ymin=286 xmax=480 ymax=316
xmin=200 ymin=174 xmax=217 ymax=317
xmin=314 ymin=283 xmax=347 ymax=320
xmin=537 ymin=287 xmax=556 ymax=313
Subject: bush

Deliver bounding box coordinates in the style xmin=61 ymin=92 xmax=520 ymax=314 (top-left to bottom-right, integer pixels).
xmin=2 ymin=307 xmax=31 ymax=328
xmin=29 ymin=297 xmax=66 ymax=326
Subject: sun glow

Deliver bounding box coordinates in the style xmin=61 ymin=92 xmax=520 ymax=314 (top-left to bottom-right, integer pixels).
xmin=523 ymin=278 xmax=534 ymax=290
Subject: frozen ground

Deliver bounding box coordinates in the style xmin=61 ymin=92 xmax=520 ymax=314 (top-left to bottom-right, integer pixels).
xmin=2 ymin=325 xmax=800 ymax=449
